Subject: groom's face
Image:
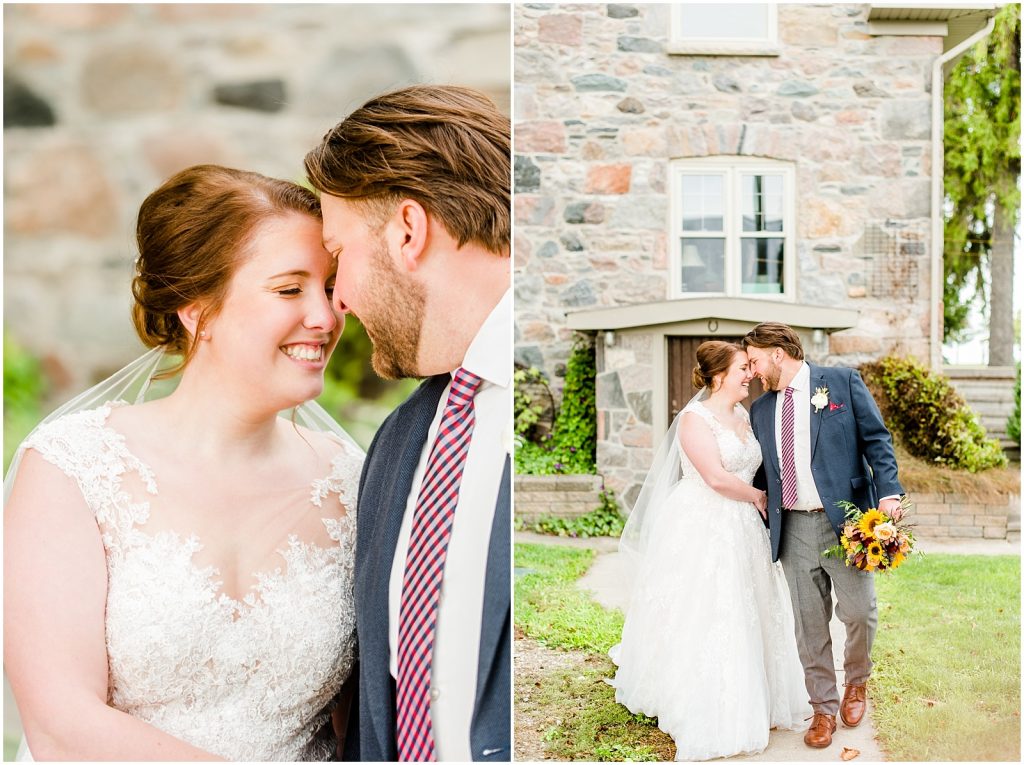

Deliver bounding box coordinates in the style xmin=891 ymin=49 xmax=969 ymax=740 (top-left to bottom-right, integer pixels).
xmin=746 ymin=346 xmax=782 ymax=391
xmin=320 ymin=194 xmax=427 ymax=379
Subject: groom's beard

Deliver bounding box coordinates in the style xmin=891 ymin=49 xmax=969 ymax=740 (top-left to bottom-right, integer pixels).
xmin=360 ymin=239 xmax=427 ymax=380
xmin=760 ymin=359 xmax=782 ymax=391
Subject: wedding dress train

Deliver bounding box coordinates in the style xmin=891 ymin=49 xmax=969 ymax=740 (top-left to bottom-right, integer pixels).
xmin=609 ymin=401 xmax=809 ymax=761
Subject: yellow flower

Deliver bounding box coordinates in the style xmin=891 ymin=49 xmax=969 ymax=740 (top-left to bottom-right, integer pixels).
xmin=891 ymin=552 xmax=906 ymax=568
xmin=858 ymin=509 xmax=886 ymax=537
xmin=866 ymin=541 xmax=884 ymax=559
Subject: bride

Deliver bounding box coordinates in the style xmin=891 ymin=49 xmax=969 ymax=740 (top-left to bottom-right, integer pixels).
xmin=610 ymin=340 xmax=809 ymax=761
xmin=3 ymin=165 xmax=363 ymax=760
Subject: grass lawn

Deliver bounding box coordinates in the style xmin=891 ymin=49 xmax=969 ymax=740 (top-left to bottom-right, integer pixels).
xmin=515 ymin=543 xmax=673 ymax=761
xmin=516 ymin=543 xmax=1022 ymax=762
xmin=872 ymin=553 xmax=1021 ymax=761
xmin=515 ymin=543 xmax=624 ymax=653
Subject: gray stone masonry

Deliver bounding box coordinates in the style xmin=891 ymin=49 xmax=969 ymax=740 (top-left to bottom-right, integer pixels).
xmin=909 ymin=492 xmax=1020 ymax=541
xmin=515 ymin=474 xmax=605 ymax=524
xmin=945 ymin=367 xmax=1019 ymax=455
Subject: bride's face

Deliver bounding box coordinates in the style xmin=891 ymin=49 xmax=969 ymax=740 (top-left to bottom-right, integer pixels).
xmin=715 ymin=351 xmax=755 ymax=402
xmin=200 ymin=213 xmax=343 ymax=409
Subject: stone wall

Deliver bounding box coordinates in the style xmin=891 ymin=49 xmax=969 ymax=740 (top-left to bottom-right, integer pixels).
xmin=945 ymin=366 xmax=1019 ymax=456
xmin=4 ymin=3 xmax=509 ymax=395
xmin=514 ymin=2 xmax=938 ymax=392
xmin=514 ymin=474 xmax=605 ymax=524
xmin=910 ymin=492 xmax=1020 ymax=542
xmin=596 ymin=330 xmax=656 ymax=506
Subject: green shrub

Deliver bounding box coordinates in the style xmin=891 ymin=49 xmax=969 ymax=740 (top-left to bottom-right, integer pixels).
xmin=514 ymin=366 xmax=552 ymax=439
xmin=528 ymin=490 xmax=625 ymax=538
xmin=514 ymin=334 xmax=597 ymax=475
xmin=4 ymin=333 xmax=49 ymax=470
xmin=861 ymin=355 xmax=1007 ymax=472
xmin=1008 ymin=363 xmax=1021 ymax=445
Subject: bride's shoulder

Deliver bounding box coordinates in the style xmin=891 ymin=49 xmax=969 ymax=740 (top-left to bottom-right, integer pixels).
xmin=682 ymin=400 xmax=715 ymax=424
xmin=23 ymin=400 xmax=127 ymax=453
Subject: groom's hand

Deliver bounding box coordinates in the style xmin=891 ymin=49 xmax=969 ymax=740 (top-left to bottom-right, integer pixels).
xmin=878 ymin=496 xmax=902 ymax=515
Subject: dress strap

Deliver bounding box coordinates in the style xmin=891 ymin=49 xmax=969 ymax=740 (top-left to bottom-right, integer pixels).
xmin=683 ymin=401 xmax=723 ymax=434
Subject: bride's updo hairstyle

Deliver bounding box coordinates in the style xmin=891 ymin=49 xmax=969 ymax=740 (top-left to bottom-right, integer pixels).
xmin=691 ymin=341 xmax=744 ymax=391
xmin=131 ymin=164 xmax=321 ymax=375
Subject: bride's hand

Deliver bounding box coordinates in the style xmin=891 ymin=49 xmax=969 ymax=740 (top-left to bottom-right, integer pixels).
xmin=753 ymin=491 xmax=768 ymax=520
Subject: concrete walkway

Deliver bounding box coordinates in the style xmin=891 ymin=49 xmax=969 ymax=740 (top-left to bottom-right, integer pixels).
xmin=517 ymin=530 xmax=1019 ymax=762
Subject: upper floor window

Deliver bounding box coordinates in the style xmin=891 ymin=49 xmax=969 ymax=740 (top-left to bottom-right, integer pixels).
xmin=669 ymin=3 xmax=780 ymax=56
xmin=670 ymin=158 xmax=795 ymax=299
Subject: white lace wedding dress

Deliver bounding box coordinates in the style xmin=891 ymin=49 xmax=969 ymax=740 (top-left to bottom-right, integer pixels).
xmin=15 ymin=402 xmax=361 ymax=761
xmin=609 ymin=401 xmax=809 ymax=761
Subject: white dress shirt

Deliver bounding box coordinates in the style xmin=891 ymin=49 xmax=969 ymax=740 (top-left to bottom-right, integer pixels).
xmin=773 ymin=362 xmax=825 ymax=510
xmin=387 ymin=287 xmax=511 ymax=760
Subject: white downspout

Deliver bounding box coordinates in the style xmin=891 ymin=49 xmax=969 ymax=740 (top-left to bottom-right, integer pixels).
xmin=930 ymin=15 xmax=997 ymax=370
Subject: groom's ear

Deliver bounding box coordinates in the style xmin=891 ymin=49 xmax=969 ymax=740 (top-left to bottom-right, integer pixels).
xmin=391 ymin=198 xmax=429 ymax=273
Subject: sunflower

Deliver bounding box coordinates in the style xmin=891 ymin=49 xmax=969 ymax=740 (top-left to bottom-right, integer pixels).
xmin=891 ymin=551 xmax=906 ymax=569
xmin=866 ymin=540 xmax=884 ymax=560
xmin=857 ymin=509 xmax=886 ymax=537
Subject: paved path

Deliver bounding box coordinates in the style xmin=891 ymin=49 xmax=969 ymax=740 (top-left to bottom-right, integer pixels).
xmin=518 ymin=530 xmax=1019 ymax=762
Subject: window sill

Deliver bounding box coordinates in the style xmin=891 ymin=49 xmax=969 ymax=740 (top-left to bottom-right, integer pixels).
xmin=666 ymin=42 xmax=781 ymax=57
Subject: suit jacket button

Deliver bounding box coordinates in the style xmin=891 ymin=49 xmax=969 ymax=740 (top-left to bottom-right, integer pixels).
xmin=431 ymin=687 xmax=441 ymax=701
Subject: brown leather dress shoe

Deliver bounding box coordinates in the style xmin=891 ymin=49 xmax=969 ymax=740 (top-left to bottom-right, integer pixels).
xmin=804 ymin=712 xmax=837 ymax=748
xmin=841 ymin=682 xmax=868 ymax=727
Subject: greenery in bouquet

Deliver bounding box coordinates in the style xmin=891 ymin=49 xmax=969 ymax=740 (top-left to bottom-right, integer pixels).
xmin=823 ymin=497 xmax=917 ymax=573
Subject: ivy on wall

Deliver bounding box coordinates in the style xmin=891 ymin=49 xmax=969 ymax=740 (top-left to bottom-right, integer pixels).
xmin=514 ymin=333 xmax=597 ymax=475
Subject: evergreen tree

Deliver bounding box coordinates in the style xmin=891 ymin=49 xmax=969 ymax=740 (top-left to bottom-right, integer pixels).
xmin=943 ymin=4 xmax=1020 ymax=365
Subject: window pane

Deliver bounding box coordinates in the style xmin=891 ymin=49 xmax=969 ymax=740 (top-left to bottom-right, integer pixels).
xmin=680 ymin=238 xmax=725 ymax=293
xmin=741 ymin=173 xmax=784 ymax=232
xmin=678 ymin=4 xmax=769 ymax=40
xmin=741 ymin=238 xmax=784 ymax=294
xmin=681 ymin=174 xmax=724 ymax=232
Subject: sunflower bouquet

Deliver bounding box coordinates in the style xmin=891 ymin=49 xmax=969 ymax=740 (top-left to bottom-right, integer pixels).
xmin=822 ymin=497 xmax=916 ymax=573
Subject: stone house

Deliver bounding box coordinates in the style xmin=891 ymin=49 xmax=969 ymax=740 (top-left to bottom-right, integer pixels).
xmin=513 ymin=2 xmax=1000 ymax=508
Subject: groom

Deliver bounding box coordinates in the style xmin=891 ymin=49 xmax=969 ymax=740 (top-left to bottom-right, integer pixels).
xmin=305 ymin=85 xmax=511 ymax=761
xmin=742 ymin=322 xmax=903 ymax=750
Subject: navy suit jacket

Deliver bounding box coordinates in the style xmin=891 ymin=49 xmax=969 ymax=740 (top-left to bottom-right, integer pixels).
xmin=750 ymin=363 xmax=903 ymax=563
xmin=342 ymin=374 xmax=511 ymax=762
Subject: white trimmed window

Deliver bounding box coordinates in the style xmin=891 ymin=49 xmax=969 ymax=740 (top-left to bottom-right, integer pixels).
xmin=670 ymin=158 xmax=795 ymax=299
xmin=669 ymin=3 xmax=780 ymax=56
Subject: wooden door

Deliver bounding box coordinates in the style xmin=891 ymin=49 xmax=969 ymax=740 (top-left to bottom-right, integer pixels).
xmin=667 ymin=336 xmax=764 ymax=422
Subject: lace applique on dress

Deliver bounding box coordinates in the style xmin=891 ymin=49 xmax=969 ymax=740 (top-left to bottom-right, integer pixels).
xmin=22 ymin=403 xmax=362 ymax=761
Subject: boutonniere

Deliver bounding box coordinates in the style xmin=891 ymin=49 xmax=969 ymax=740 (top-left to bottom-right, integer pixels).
xmin=811 ymin=385 xmax=829 ymax=413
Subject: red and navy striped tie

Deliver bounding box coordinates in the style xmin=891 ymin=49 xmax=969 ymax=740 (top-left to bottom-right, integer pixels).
xmin=396 ymin=367 xmax=482 ymax=762
xmin=781 ymin=386 xmax=798 ymax=508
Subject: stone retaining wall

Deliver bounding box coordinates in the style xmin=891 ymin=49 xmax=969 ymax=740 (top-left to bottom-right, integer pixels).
xmin=909 ymin=492 xmax=1020 ymax=542
xmin=515 ymin=477 xmax=1021 ymax=544
xmin=514 ymin=474 xmax=604 ymax=524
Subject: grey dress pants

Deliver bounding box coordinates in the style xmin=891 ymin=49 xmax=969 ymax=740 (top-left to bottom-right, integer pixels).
xmin=779 ymin=510 xmax=877 ymax=716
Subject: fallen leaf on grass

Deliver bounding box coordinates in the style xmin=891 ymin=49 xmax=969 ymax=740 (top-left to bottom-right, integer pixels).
xmin=920 ymin=698 xmax=940 ymax=707
xmin=840 ymin=747 xmax=860 ymax=761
